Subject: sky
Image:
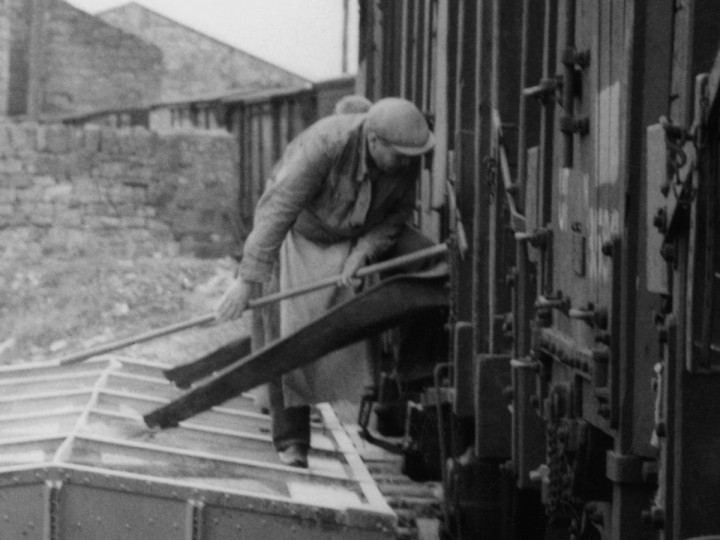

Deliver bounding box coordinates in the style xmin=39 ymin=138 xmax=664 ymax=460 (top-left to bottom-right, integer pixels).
xmin=64 ymin=0 xmax=360 ymax=81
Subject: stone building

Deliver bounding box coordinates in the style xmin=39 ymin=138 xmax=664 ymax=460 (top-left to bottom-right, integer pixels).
xmin=97 ymin=2 xmax=309 ymax=104
xmin=0 ymin=0 xmax=309 ymax=121
xmin=0 ymin=0 xmax=163 ymax=119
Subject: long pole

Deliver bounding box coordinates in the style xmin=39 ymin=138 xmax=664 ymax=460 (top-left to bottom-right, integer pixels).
xmin=57 ymin=243 xmax=449 ymax=366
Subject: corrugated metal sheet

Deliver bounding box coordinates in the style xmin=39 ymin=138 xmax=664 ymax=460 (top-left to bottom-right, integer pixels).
xmin=0 ymin=356 xmax=396 ymax=539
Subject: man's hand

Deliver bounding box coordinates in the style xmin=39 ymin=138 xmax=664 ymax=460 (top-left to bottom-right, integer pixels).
xmin=338 ymin=250 xmax=368 ymax=288
xmin=216 ymin=278 xmax=253 ymax=322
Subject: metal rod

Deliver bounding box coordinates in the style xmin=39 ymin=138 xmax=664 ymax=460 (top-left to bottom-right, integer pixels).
xmin=57 ymin=243 xmax=449 ymax=366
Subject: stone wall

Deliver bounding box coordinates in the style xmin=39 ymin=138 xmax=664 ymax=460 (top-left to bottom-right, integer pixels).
xmin=0 ymin=120 xmax=241 ymax=257
xmin=5 ymin=0 xmax=163 ymax=117
xmin=98 ymin=3 xmax=308 ymax=103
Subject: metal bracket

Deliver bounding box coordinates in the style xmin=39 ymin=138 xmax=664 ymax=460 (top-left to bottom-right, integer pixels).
xmin=561 ymin=47 xmax=591 ymax=70
xmin=559 ymin=114 xmax=590 ymax=135
xmin=535 ymin=291 xmax=571 ymax=312
xmin=515 ymin=228 xmax=552 ymax=249
xmin=568 ymin=304 xmax=609 ymax=330
xmin=606 ymin=451 xmax=648 ymax=484
xmin=523 ymin=78 xmax=558 ymax=100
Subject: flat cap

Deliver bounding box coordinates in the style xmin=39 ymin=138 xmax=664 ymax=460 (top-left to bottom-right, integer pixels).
xmin=365 ymin=97 xmax=435 ymax=156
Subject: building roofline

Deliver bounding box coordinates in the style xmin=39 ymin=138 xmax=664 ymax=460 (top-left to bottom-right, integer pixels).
xmin=60 ymin=1 xmax=164 ymax=60
xmin=97 ymin=1 xmax=311 ymax=84
xmin=149 ymin=83 xmax=315 ymax=109
xmin=312 ymin=74 xmax=357 ymax=90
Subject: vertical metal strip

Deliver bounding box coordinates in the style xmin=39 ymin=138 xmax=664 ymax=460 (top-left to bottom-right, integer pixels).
xmin=517 ymin=0 xmax=530 ymax=204
xmin=561 ymin=0 xmax=576 ymax=168
xmin=540 ymin=0 xmax=558 ymax=294
xmin=422 ymin=0 xmax=433 ymax=113
xmin=411 ymin=0 xmax=422 ymax=103
xmin=430 ymin=0 xmax=449 ymax=241
xmin=400 ymin=0 xmax=409 ymax=98
xmin=43 ymin=480 xmax=62 ymax=540
xmin=185 ymin=499 xmax=204 ymax=540
xmin=699 ymin=78 xmax=716 ymax=366
xmin=473 ymin=0 xmax=492 ymax=356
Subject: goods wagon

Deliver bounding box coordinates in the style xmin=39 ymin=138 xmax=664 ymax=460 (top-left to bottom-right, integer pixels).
xmin=356 ymin=1 xmax=720 ymax=539
xmin=0 ymin=356 xmax=395 ymax=539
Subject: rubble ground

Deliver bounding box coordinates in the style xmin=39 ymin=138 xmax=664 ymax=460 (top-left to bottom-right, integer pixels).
xmin=0 ymin=227 xmax=241 ymax=365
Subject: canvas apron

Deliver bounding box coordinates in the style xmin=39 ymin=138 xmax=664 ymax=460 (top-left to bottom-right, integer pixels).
xmin=277 ymin=230 xmax=371 ymax=407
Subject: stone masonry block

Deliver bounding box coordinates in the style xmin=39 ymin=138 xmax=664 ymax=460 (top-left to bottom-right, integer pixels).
xmin=56 ymin=210 xmax=83 ymax=228
xmin=2 ymin=172 xmax=33 ymax=189
xmin=98 ymin=161 xmax=128 ymax=179
xmin=107 ymin=184 xmax=135 ymax=204
xmin=98 ymin=216 xmax=122 ymax=228
xmin=147 ymin=218 xmax=172 ymax=233
xmin=117 ymin=129 xmax=137 ymax=155
xmin=114 ymin=204 xmax=137 ymax=217
xmin=100 ymin=128 xmax=122 ymax=155
xmin=30 ymin=214 xmax=54 ymax=227
xmin=46 ymin=125 xmax=71 ymax=154
xmin=0 ymin=159 xmax=24 ymax=174
xmin=131 ymin=127 xmax=157 ymax=157
xmin=0 ymin=211 xmax=28 ymax=226
xmin=32 ymin=154 xmax=62 ymax=178
xmin=121 ymin=216 xmax=147 ymax=228
xmin=122 ymin=176 xmax=151 ymax=187
xmin=132 ymin=186 xmax=148 ymax=204
xmin=70 ymin=187 xmax=106 ymax=205
xmin=62 ymin=152 xmax=95 ymax=179
xmin=8 ymin=123 xmax=37 ymax=155
xmin=35 ymin=202 xmax=54 ymax=216
xmin=84 ymin=125 xmax=102 ymax=152
xmin=82 ymin=216 xmax=106 ymax=229
xmin=68 ymin=128 xmax=85 ymax=152
xmin=43 ymin=184 xmax=73 ymax=204
xmin=0 ymin=188 xmax=17 ymax=203
xmin=33 ymin=175 xmax=57 ymax=188
xmin=0 ymin=125 xmax=11 ymax=157
xmin=36 ymin=125 xmax=48 ymax=153
xmin=136 ymin=206 xmax=157 ymax=218
xmin=17 ymin=189 xmax=47 ymax=203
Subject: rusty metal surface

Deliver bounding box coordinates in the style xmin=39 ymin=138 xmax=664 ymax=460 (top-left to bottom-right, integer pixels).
xmin=0 ymin=356 xmax=396 ymax=539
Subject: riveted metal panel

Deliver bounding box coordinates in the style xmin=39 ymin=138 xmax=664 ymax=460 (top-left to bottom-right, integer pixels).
xmin=0 ymin=356 xmax=396 ymax=539
xmin=59 ymin=484 xmax=188 ymax=540
xmin=0 ymin=483 xmax=46 ymax=540
xmin=202 ymin=504 xmax=393 ymax=540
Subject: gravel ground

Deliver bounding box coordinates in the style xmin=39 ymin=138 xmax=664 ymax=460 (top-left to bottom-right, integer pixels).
xmin=0 ymin=227 xmax=248 ymax=367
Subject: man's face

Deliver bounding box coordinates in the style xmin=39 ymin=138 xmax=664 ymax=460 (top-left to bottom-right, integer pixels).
xmin=368 ymin=133 xmax=414 ymax=173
